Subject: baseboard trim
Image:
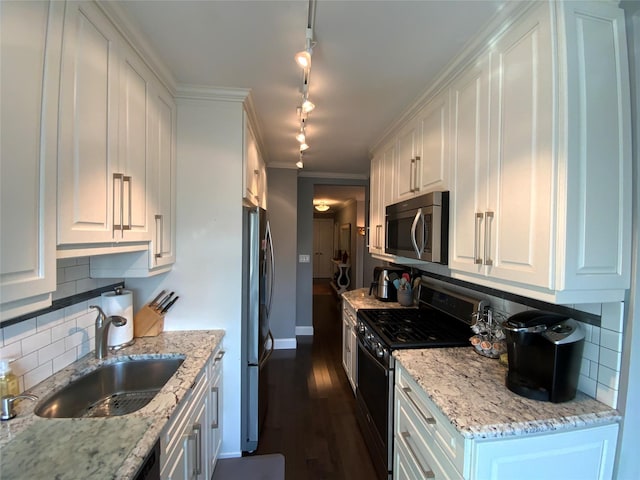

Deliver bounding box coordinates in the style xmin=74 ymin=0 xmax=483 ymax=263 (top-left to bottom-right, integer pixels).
xmin=274 ymin=338 xmax=296 ymax=350
xmin=295 ymin=326 xmax=314 ymax=336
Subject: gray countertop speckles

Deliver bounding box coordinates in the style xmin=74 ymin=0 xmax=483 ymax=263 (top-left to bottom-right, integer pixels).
xmin=394 ymin=348 xmax=620 ymax=439
xmin=0 ymin=330 xmax=224 ymax=479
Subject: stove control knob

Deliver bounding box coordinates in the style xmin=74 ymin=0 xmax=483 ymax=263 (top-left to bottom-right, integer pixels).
xmin=358 ymin=324 xmax=365 ymax=334
xmin=376 ymin=345 xmax=385 ymax=358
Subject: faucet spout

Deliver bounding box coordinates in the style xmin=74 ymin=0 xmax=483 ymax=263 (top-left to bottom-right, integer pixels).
xmin=90 ymin=305 xmax=127 ymax=359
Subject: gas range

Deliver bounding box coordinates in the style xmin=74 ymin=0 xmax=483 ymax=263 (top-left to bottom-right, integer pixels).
xmin=357 ymin=307 xmax=473 ymax=350
xmin=355 ymin=281 xmax=488 ymax=480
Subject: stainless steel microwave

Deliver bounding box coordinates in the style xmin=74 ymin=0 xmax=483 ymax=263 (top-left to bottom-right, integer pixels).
xmin=385 ymin=191 xmax=449 ymax=264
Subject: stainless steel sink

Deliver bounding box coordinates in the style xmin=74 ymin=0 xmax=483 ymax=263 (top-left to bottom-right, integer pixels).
xmin=34 ymin=357 xmax=185 ymax=418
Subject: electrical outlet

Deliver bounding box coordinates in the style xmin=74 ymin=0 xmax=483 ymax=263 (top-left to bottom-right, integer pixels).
xmin=298 ymin=254 xmax=310 ymax=263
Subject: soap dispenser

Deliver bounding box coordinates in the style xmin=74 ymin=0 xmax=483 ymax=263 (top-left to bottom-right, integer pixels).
xmin=0 ymin=359 xmax=19 ymax=397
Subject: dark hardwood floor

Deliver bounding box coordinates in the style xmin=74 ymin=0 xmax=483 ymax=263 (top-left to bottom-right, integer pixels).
xmin=255 ymin=282 xmax=377 ymax=479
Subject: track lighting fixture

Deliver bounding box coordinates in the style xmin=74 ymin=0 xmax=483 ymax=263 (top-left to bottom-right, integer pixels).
xmin=301 ymin=98 xmax=315 ymax=114
xmin=293 ymin=2 xmax=317 ymax=169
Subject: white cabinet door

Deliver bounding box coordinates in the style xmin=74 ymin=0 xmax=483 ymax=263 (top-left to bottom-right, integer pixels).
xmin=396 ymin=122 xmax=419 ymax=201
xmin=149 ymin=83 xmax=177 ymax=269
xmin=0 ymin=0 xmax=63 ymax=320
xmin=368 ymin=153 xmax=383 ymax=254
xmin=57 ymin=1 xmax=120 ymax=244
xmin=243 ymin=116 xmax=265 ymax=207
xmin=117 ymin=42 xmax=152 ymax=241
xmin=416 ymin=90 xmax=450 ymax=193
xmin=449 ymin=59 xmax=490 ymax=275
xmin=58 ymin=1 xmax=153 ymax=246
xmin=469 ymin=423 xmax=619 ymax=480
xmin=484 ymin=6 xmax=554 ymax=287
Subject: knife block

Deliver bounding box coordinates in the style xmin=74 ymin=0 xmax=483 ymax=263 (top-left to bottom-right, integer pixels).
xmin=133 ymin=305 xmax=165 ymax=337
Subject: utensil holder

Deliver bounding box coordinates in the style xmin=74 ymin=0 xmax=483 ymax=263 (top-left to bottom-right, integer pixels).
xmin=133 ymin=305 xmax=164 ymax=337
xmin=397 ymin=289 xmax=413 ymax=306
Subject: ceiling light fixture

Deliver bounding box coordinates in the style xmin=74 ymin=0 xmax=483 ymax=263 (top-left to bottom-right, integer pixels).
xmin=315 ymin=201 xmax=330 ymax=212
xmin=295 ymin=129 xmax=306 ymax=143
xmin=301 ymin=97 xmax=315 ymax=114
xmin=299 ymin=142 xmax=309 ymax=152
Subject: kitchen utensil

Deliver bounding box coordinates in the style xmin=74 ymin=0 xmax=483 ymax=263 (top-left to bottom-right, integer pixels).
xmin=156 ymin=292 xmax=174 ymax=311
xmin=161 ymin=296 xmax=179 ymax=314
xmin=149 ymin=290 xmax=167 ymax=308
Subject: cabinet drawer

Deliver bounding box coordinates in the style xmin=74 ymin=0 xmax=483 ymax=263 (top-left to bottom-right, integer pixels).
xmin=396 ymin=364 xmax=464 ymax=474
xmin=342 ymin=300 xmax=356 ymax=325
xmin=395 ymin=390 xmax=461 ymax=480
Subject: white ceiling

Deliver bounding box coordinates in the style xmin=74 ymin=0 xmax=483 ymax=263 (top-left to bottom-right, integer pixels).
xmin=115 ymin=0 xmax=505 ymax=177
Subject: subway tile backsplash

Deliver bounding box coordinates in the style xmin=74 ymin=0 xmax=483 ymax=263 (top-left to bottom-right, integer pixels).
xmin=421 ymin=275 xmax=624 ymax=409
xmin=0 ymin=258 xmax=119 ymax=392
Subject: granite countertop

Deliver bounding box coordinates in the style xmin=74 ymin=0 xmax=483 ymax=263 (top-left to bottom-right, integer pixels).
xmin=342 ymin=288 xmax=417 ymax=310
xmin=0 ymin=330 xmax=225 ymax=479
xmin=394 ymin=347 xmax=620 ymax=440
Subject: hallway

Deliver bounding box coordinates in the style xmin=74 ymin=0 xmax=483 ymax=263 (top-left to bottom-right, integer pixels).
xmin=255 ymin=284 xmax=377 ymax=479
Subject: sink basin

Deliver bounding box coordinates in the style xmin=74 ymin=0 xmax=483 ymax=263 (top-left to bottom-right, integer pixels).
xmin=34 ymin=357 xmax=184 ymax=418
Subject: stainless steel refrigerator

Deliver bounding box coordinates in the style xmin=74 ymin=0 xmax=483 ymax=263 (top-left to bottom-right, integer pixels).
xmin=241 ymin=204 xmax=274 ymax=452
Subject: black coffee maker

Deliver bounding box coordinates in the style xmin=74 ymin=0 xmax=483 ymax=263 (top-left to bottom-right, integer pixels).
xmin=503 ymin=310 xmax=585 ymax=403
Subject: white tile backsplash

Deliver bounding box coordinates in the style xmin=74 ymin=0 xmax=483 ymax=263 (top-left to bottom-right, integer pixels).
xmin=0 ymin=259 xmax=121 ymax=395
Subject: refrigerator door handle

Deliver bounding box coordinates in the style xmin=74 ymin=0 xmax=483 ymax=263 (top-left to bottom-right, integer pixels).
xmin=265 ymin=221 xmax=275 ymax=318
xmin=258 ymin=330 xmax=275 ymax=370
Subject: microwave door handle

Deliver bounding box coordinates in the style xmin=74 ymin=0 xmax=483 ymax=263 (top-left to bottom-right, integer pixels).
xmin=410 ymin=208 xmax=422 ymax=258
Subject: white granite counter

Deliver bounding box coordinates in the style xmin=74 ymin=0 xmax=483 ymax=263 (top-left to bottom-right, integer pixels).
xmin=0 ymin=330 xmax=224 ymax=479
xmin=342 ymin=288 xmax=416 ymax=310
xmin=394 ymin=348 xmax=620 ymax=440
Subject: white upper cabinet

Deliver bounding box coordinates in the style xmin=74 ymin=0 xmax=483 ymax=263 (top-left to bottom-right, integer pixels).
xmin=58 ymin=1 xmax=151 ymax=247
xmin=148 ymin=84 xmax=177 ymax=270
xmin=243 ymin=111 xmax=267 ymax=209
xmin=451 ymin=7 xmax=554 ymax=289
xmin=451 ymin=1 xmax=631 ymax=303
xmin=449 ymin=58 xmax=491 ymax=275
xmin=416 ymin=90 xmax=449 ymax=193
xmin=395 ymin=89 xmax=450 ymax=202
xmin=369 ymin=141 xmax=395 ymax=255
xmin=0 ymin=0 xmax=64 ymax=320
xmin=374 ymin=0 xmax=632 ymax=303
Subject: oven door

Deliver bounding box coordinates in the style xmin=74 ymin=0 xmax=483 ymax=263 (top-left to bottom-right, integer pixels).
xmin=356 ymin=337 xmax=393 ymax=479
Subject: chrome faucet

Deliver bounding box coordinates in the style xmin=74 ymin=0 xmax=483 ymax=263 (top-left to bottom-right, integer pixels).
xmin=90 ymin=305 xmax=127 ymax=359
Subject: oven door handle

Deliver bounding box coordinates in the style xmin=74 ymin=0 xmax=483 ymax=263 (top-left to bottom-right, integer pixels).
xmin=357 ymin=337 xmax=389 ymax=377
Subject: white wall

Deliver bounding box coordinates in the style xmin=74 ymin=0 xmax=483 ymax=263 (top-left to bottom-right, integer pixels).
xmin=127 ymin=96 xmax=245 ymax=457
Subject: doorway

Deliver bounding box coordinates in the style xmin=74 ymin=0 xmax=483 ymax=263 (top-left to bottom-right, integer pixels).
xmin=313 ymin=218 xmax=334 ymax=278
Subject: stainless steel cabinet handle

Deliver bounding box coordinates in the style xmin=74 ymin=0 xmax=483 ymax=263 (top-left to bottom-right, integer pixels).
xmin=154 ymin=214 xmax=163 ymax=259
xmin=484 ymin=211 xmax=494 ymax=266
xmin=414 ymin=155 xmax=421 ymax=192
xmin=211 ymin=386 xmax=220 ymax=429
xmin=123 ymin=176 xmax=132 ymax=230
xmin=192 ymin=423 xmax=202 ymax=475
xmin=474 ymin=212 xmax=484 ymax=264
xmin=402 ymin=387 xmax=436 ymax=425
xmin=214 ymin=350 xmax=225 ymax=362
xmin=409 ymin=158 xmax=416 ymax=192
xmin=113 ymin=173 xmax=124 ymax=234
xmin=400 ymin=431 xmax=435 ymax=478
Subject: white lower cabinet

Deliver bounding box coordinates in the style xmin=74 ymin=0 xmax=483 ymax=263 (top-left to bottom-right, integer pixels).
xmin=161 ymin=346 xmax=224 ymax=480
xmin=208 ymin=348 xmax=224 ymax=474
xmin=394 ymin=362 xmax=618 ymax=480
xmin=341 ymin=299 xmax=357 ymax=394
